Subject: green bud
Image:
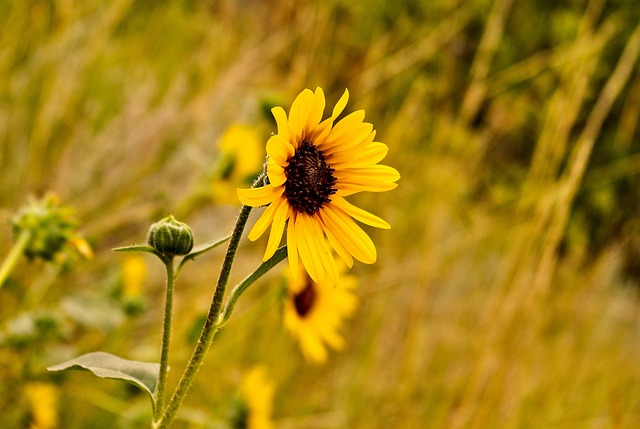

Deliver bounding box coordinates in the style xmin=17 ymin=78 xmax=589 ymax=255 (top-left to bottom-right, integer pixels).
xmin=146 ymin=215 xmax=194 ymax=257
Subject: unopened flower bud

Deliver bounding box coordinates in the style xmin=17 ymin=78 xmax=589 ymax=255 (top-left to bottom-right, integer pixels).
xmin=146 ymin=215 xmax=194 ymax=256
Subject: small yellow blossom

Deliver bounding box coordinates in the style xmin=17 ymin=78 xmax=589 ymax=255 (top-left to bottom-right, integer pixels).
xmin=283 ymin=263 xmax=358 ymax=364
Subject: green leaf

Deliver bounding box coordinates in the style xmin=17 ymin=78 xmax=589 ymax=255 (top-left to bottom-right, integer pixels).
xmin=177 ymin=235 xmax=230 ymax=273
xmin=113 ymin=244 xmax=161 ymax=257
xmin=47 ymin=352 xmax=160 ymax=401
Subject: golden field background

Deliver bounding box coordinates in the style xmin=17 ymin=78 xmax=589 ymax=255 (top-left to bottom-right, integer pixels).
xmin=2 ymin=0 xmax=640 ymax=427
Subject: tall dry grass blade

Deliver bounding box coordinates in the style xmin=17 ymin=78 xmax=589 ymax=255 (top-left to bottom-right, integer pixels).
xmin=531 ymin=22 xmax=640 ymax=299
xmin=358 ymin=6 xmax=476 ymax=94
xmin=459 ymin=0 xmax=514 ymax=126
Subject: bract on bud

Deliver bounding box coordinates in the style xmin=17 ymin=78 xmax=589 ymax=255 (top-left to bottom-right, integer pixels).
xmin=146 ymin=215 xmax=194 ymax=257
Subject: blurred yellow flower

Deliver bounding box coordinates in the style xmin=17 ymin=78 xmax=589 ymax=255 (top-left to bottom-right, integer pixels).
xmin=211 ymin=124 xmax=264 ymax=204
xmin=121 ymin=254 xmax=147 ymax=297
xmin=230 ymin=366 xmax=275 ymax=429
xmin=24 ymin=382 xmax=59 ymax=429
xmin=283 ymin=263 xmax=358 ymax=364
xmin=237 ymin=88 xmax=399 ymax=284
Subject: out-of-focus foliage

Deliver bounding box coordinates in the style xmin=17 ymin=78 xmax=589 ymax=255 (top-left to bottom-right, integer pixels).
xmin=1 ymin=0 xmax=640 ymax=428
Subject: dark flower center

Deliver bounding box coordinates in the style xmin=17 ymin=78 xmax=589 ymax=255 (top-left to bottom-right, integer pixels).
xmin=284 ymin=141 xmax=336 ymax=215
xmin=293 ymin=279 xmax=317 ymax=318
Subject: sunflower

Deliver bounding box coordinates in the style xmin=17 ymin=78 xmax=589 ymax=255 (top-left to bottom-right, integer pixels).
xmin=283 ymin=263 xmax=358 ymax=364
xmin=229 ymin=366 xmax=275 ymax=429
xmin=237 ymin=88 xmax=399 ymax=283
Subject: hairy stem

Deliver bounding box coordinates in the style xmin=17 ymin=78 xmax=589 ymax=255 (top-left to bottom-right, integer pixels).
xmin=153 ymin=256 xmax=175 ymax=422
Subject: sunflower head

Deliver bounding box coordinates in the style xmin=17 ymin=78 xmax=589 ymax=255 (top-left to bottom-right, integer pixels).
xmin=283 ymin=263 xmax=358 ymax=364
xmin=238 ymin=88 xmax=399 ymax=284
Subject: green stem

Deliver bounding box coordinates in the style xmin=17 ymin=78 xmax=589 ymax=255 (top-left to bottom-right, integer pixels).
xmin=154 ymin=204 xmax=252 ymax=429
xmin=153 ymin=256 xmax=175 ymax=422
xmin=0 ymin=229 xmax=31 ymax=289
xmin=219 ymin=246 xmax=288 ymax=328
xmin=155 ymin=170 xmax=277 ymax=429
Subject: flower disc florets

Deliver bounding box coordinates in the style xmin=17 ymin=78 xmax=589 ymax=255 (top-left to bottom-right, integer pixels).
xmin=284 ymin=141 xmax=336 ymax=215
xmin=292 ymin=280 xmax=317 ymax=318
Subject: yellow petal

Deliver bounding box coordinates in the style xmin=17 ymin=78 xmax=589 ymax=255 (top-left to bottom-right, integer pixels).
xmin=330 ymin=196 xmax=390 ymax=229
xmin=334 ymin=165 xmax=400 ymax=193
xmin=289 ymin=89 xmax=314 ymax=142
xmin=299 ymin=327 xmax=328 ymax=364
xmin=331 ymin=88 xmax=349 ymax=120
xmin=287 ymin=212 xmax=299 ymax=276
xmin=266 ymin=135 xmax=294 ymax=164
xmin=247 ymin=196 xmax=284 ymax=241
xmin=322 ymin=219 xmax=354 ymax=268
xmin=322 ymin=120 xmax=372 ymax=155
xmin=320 ymin=205 xmax=377 ymax=264
xmin=267 ymin=158 xmax=286 ymax=187
xmin=328 ymin=141 xmax=387 ymax=169
xmin=318 ymin=110 xmax=366 ymax=151
xmin=321 ymin=326 xmax=345 ymax=350
xmin=305 ymin=88 xmax=326 ymax=137
xmin=272 ymin=106 xmax=291 ymax=145
xmin=237 ymin=185 xmax=283 ymax=207
xmin=296 ymin=214 xmax=325 ymax=283
xmin=264 ymin=200 xmax=291 ymax=260
xmin=307 ymin=216 xmax=338 ymax=285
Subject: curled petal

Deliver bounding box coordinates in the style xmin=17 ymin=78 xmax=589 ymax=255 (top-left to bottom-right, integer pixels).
xmin=266 ymin=135 xmax=294 ymax=164
xmin=267 ymin=158 xmax=286 ymax=187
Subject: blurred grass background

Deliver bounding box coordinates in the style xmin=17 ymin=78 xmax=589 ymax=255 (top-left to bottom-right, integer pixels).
xmin=2 ymin=0 xmax=640 ymax=427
